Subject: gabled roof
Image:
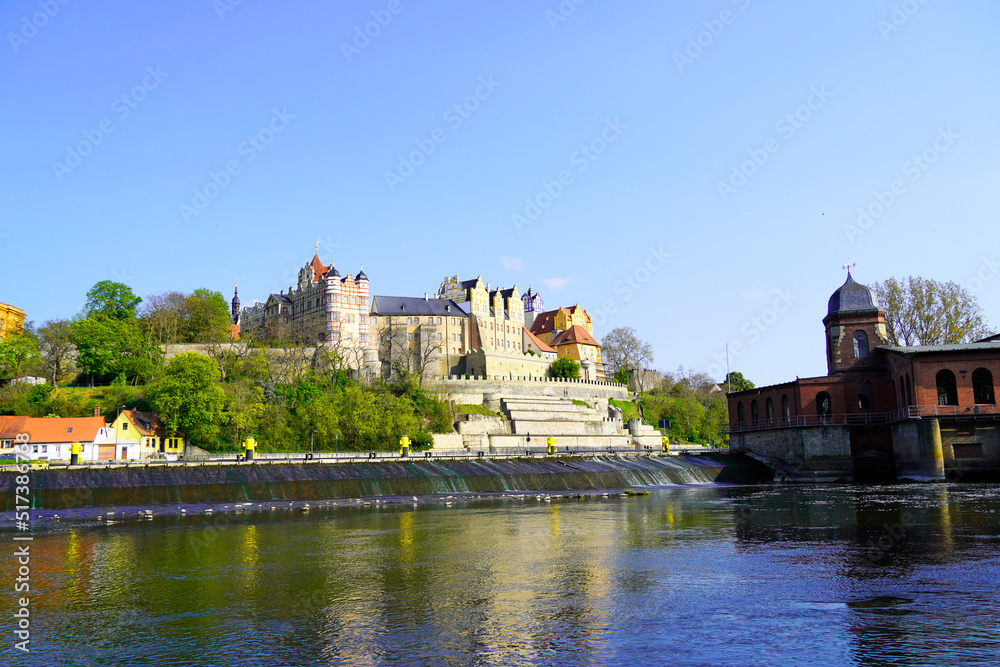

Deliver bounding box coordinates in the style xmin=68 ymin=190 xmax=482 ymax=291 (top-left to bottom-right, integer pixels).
xmin=371 ymin=296 xmax=468 ymax=317
xmin=551 ymin=324 xmax=600 ymax=348
xmin=522 ymin=327 xmax=555 ymax=353
xmin=122 ymin=409 xmax=166 ymax=438
xmin=0 ymin=416 xmax=28 ymax=440
xmin=529 ymin=309 xmax=560 ymax=335
xmin=267 ymin=293 xmax=292 ymax=305
xmin=21 ymin=417 xmax=107 ymax=444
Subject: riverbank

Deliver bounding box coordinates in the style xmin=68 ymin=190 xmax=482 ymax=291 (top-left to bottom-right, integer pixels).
xmin=1 ymin=453 xmax=771 ymax=512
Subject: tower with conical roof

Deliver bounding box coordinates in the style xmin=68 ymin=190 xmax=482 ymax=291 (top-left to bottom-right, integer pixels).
xmin=231 ymin=282 xmax=240 ymax=324
xmin=822 ymin=268 xmax=888 ymax=375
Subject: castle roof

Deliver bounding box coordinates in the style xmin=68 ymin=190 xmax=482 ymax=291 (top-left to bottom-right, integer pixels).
xmin=828 ymin=271 xmax=880 ymax=315
xmin=371 ymin=296 xmax=468 ymax=317
xmin=551 ymin=324 xmax=600 ymax=348
xmin=522 ymin=326 xmax=555 ymax=353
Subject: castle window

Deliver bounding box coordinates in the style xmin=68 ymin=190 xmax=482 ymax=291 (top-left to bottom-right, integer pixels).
xmin=853 ymin=331 xmax=869 ymax=358
xmin=816 ymin=392 xmax=832 ymax=418
xmin=781 ymin=395 xmax=790 ymax=420
xmin=750 ymin=400 xmax=759 ymax=424
xmin=858 ymin=380 xmax=874 ymax=409
xmin=765 ymin=397 xmax=774 ymax=421
xmin=936 ymin=370 xmax=958 ymax=406
xmin=737 ymin=402 xmax=745 ymax=425
xmin=428 ymin=317 xmax=433 ymax=325
xmin=973 ymin=368 xmax=995 ymax=405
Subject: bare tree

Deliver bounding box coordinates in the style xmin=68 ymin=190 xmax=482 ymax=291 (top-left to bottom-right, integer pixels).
xmin=601 ymin=326 xmax=654 ymax=390
xmin=873 ymin=276 xmax=993 ymax=346
xmin=35 ymin=319 xmax=77 ymax=386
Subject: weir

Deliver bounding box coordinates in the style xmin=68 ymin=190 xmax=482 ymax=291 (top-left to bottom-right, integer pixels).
xmin=2 ymin=454 xmax=770 ymax=510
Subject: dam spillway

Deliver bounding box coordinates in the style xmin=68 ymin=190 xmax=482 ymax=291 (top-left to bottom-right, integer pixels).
xmin=2 ymin=454 xmax=770 ymax=510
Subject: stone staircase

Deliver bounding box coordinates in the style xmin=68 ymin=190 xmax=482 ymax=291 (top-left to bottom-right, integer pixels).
xmin=501 ymin=397 xmax=620 ymax=437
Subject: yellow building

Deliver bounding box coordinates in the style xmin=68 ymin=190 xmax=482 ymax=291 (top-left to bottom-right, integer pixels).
xmin=550 ymin=325 xmax=602 ymax=365
xmin=0 ymin=302 xmax=26 ymax=340
xmin=528 ymin=305 xmax=593 ymax=346
xmin=436 ymin=276 xmax=525 ymax=355
xmin=109 ymin=409 xmax=183 ymax=458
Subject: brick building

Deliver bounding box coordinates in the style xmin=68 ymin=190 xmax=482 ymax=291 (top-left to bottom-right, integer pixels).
xmin=727 ymin=270 xmax=999 ymax=481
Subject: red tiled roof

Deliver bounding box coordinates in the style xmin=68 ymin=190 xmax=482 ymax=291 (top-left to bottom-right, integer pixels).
xmin=122 ymin=410 xmax=166 ymax=438
xmin=551 ymin=324 xmax=600 ymax=348
xmin=0 ymin=416 xmax=28 ymax=440
xmin=529 ymin=309 xmax=564 ymax=335
xmin=522 ymin=326 xmax=555 ymax=353
xmin=21 ymin=417 xmax=107 ymax=444
xmin=310 ymin=254 xmax=328 ymax=279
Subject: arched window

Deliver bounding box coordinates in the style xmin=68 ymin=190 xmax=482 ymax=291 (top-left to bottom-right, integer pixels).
xmin=816 ymin=392 xmax=832 ymax=418
xmin=936 ymin=369 xmax=958 ymax=406
xmin=906 ymin=374 xmax=913 ymax=407
xmin=737 ymin=402 xmax=745 ymax=425
xmin=973 ymin=368 xmax=995 ymax=405
xmin=781 ymin=395 xmax=790 ymax=420
xmin=751 ymin=400 xmax=759 ymax=424
xmin=853 ymin=331 xmax=869 ymax=359
xmin=857 ymin=380 xmax=874 ymax=410
xmin=765 ymin=397 xmax=774 ymax=421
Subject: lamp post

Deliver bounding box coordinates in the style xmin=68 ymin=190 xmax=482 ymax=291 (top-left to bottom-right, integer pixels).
xmin=115 ymin=405 xmax=125 ymax=461
xmin=310 ymin=429 xmax=316 ymax=459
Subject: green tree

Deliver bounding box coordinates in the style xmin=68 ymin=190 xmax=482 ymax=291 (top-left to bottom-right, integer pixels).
xmin=724 ymin=371 xmax=754 ymax=393
xmin=85 ymin=280 xmax=142 ymax=321
xmin=70 ymin=317 xmax=160 ymax=385
xmin=35 ymin=320 xmax=77 ymax=386
xmin=148 ymin=353 xmax=227 ymax=446
xmin=550 ymin=356 xmax=581 ymax=379
xmin=873 ymin=276 xmax=993 ymax=346
xmin=183 ymin=289 xmax=233 ymax=343
xmin=0 ymin=330 xmax=39 ymax=380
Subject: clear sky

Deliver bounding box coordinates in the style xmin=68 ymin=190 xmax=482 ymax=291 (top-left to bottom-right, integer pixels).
xmin=2 ymin=0 xmax=998 ymax=386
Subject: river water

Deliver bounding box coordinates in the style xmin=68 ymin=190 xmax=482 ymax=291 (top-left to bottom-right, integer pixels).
xmin=4 ymin=483 xmax=999 ymax=666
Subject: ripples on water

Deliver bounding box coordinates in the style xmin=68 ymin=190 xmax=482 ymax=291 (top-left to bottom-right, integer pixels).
xmin=3 ymin=484 xmax=999 ymax=666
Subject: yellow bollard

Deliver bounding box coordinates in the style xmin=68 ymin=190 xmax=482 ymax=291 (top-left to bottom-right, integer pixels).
xmin=243 ymin=437 xmax=256 ymax=462
xmin=547 ymin=436 xmax=557 ymax=455
xmin=399 ymin=436 xmax=410 ymax=458
xmin=662 ymin=437 xmax=670 ymax=454
xmin=70 ymin=441 xmax=81 ymax=466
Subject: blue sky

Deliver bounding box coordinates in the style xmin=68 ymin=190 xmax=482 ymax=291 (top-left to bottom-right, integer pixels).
xmin=2 ymin=0 xmax=998 ymax=386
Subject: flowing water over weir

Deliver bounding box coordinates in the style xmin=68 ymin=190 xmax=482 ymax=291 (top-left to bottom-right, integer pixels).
xmin=3 ymin=454 xmax=770 ymax=510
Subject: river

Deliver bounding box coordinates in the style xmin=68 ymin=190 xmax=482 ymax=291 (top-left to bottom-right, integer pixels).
xmin=3 ymin=483 xmax=999 ymax=666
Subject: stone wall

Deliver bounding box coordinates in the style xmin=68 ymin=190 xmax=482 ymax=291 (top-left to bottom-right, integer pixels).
xmin=463 ymin=349 xmax=552 ymax=379
xmin=424 ymin=376 xmax=628 ymax=409
xmin=730 ymin=425 xmax=853 ymax=479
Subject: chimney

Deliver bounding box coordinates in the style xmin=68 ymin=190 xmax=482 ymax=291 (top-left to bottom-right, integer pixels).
xmin=93 ymin=407 xmax=101 ymax=417
xmin=424 ymin=293 xmax=428 ymax=301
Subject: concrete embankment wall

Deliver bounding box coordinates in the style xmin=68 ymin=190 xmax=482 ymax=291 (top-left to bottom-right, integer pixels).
xmin=1 ymin=454 xmax=770 ymax=510
xmin=425 ymin=377 xmax=629 ymax=409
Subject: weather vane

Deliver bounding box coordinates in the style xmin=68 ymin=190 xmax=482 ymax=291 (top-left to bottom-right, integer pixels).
xmin=842 ymin=260 xmax=855 ymax=274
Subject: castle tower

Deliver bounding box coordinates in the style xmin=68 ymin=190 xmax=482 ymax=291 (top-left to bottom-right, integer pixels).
xmin=521 ymin=286 xmax=544 ymax=328
xmin=822 ymin=269 xmax=888 ymax=375
xmin=325 ymin=262 xmax=342 ymax=344
xmin=357 ymin=264 xmax=370 ymax=348
xmin=231 ymin=282 xmax=240 ymax=324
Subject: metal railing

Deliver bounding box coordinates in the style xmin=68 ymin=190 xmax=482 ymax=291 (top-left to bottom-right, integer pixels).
xmin=726 ymin=403 xmax=1000 ymax=433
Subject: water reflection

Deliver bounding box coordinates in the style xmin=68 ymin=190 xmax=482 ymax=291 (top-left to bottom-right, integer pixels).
xmin=3 ymin=485 xmax=999 ymax=666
